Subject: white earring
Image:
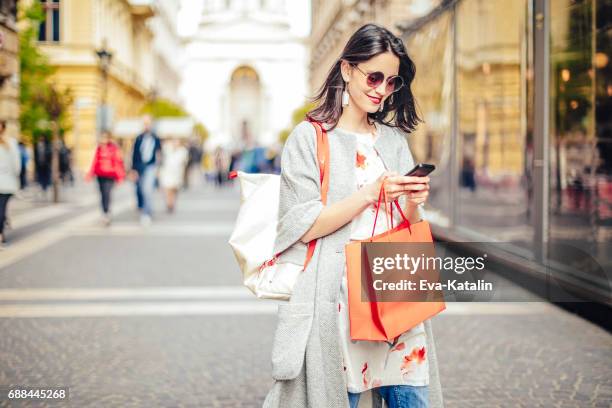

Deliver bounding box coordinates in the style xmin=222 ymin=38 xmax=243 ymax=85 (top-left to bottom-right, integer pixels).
xmin=379 ymin=99 xmax=384 ymax=112
xmin=342 ymin=84 xmax=349 ymax=107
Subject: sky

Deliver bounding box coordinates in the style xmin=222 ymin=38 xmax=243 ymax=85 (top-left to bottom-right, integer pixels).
xmin=177 ymin=0 xmax=312 ymax=38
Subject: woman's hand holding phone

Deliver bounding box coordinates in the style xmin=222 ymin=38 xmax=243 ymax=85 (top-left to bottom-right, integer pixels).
xmin=363 ymin=171 xmax=430 ymax=206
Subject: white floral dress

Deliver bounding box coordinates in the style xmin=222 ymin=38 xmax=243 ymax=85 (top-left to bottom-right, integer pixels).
xmin=337 ymin=127 xmax=429 ymax=394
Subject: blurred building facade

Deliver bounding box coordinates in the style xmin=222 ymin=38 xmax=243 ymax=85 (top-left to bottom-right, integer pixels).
xmin=181 ymin=0 xmax=308 ymax=149
xmin=0 ymin=0 xmax=18 ymax=138
xmin=398 ymin=0 xmax=610 ymax=302
xmin=149 ymin=0 xmax=183 ymax=104
xmin=311 ymin=0 xmax=611 ymax=303
xmin=34 ymin=0 xmax=183 ymax=171
xmin=310 ymin=0 xmax=420 ymax=91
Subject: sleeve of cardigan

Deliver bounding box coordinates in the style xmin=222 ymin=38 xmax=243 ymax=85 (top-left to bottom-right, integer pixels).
xmin=396 ymin=128 xmax=426 ymax=221
xmin=272 ymin=121 xmax=324 ymax=255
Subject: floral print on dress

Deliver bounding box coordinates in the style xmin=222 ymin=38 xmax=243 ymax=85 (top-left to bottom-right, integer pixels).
xmin=351 ymin=131 xmax=402 ymax=238
xmin=338 ymin=127 xmax=429 ymax=394
xmin=361 ymin=362 xmax=370 ymax=388
xmin=356 ymin=150 xmax=367 ymax=169
xmin=400 ymin=346 xmax=427 ymax=379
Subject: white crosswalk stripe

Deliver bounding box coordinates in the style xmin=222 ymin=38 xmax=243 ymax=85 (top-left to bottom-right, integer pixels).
xmin=0 ymin=284 xmax=555 ymax=317
xmin=0 ymin=286 xmax=254 ymax=301
xmin=70 ymin=223 xmax=235 ymax=236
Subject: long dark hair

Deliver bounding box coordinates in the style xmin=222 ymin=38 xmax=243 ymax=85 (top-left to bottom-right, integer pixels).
xmin=306 ymin=24 xmax=421 ymax=134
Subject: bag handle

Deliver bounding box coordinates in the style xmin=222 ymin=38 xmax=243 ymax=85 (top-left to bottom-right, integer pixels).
xmin=388 ymin=191 xmax=411 ymax=232
xmin=303 ymin=120 xmax=330 ymax=270
xmin=370 ymin=177 xmax=412 ymax=240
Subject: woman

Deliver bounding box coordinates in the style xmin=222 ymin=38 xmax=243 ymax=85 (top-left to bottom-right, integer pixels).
xmin=0 ymin=120 xmax=21 ymax=248
xmin=263 ymin=24 xmax=443 ymax=408
xmin=86 ymin=130 xmax=125 ymax=226
xmin=159 ymin=138 xmax=188 ymax=212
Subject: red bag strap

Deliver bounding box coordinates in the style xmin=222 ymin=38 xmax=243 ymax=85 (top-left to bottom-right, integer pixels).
xmin=303 ymin=120 xmax=330 ymax=270
xmin=370 ymin=178 xmax=412 ymax=239
xmin=371 ymin=181 xmax=387 ymax=239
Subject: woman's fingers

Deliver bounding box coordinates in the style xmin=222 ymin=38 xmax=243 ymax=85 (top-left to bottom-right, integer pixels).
xmin=377 ymin=172 xmax=431 ymax=203
xmin=406 ymin=190 xmax=429 ymax=199
xmin=382 ymin=189 xmax=429 ymax=204
xmin=383 ymin=175 xmax=425 ymax=184
xmin=403 ymin=183 xmax=429 ymax=192
xmin=395 ymin=175 xmax=430 ymax=184
xmin=384 ymin=181 xmax=429 ymax=193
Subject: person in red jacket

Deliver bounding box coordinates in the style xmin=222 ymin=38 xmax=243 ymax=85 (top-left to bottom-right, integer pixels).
xmin=86 ymin=130 xmax=125 ymax=226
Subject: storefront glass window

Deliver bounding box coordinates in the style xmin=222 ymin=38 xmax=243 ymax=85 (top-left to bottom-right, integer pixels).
xmin=407 ymin=12 xmax=453 ymax=226
xmin=549 ymin=0 xmax=611 ymax=277
xmin=455 ymin=0 xmax=531 ymax=243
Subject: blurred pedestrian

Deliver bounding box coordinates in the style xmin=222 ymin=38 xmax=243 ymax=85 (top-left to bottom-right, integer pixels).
xmin=228 ymin=149 xmax=239 ymax=174
xmin=129 ymin=115 xmax=161 ymax=226
xmin=18 ymin=140 xmax=29 ymax=190
xmin=85 ymin=130 xmax=125 ymax=226
xmin=226 ymin=149 xmax=240 ymax=184
xmin=159 ymin=138 xmax=188 ymax=213
xmin=0 ymin=120 xmax=21 ymax=248
xmin=59 ymin=138 xmax=74 ymax=186
xmin=213 ymin=146 xmax=229 ymax=187
xmin=33 ymin=135 xmax=52 ymax=198
xmin=461 ymin=156 xmax=476 ymax=193
xmin=183 ymin=141 xmax=201 ymax=190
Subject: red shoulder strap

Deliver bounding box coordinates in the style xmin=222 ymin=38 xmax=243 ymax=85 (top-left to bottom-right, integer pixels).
xmin=303 ymin=120 xmax=329 ymax=270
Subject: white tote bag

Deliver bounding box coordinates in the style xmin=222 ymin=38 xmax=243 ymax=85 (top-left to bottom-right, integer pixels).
xmin=228 ymin=121 xmax=329 ymax=300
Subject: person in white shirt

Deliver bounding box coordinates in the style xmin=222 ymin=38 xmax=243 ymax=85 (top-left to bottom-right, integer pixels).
xmin=159 ymin=138 xmax=188 ymax=213
xmin=0 ymin=120 xmax=22 ymax=248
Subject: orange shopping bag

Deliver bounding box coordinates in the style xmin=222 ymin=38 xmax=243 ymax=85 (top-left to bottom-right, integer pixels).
xmin=345 ymin=181 xmax=446 ymax=341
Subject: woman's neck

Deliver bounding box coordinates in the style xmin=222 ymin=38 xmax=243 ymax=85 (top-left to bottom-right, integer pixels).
xmin=337 ymin=105 xmax=375 ymax=134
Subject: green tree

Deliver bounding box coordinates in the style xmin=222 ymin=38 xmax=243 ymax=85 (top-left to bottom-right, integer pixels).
xmin=19 ymin=2 xmax=72 ymax=143
xmin=194 ymin=122 xmax=209 ymax=143
xmin=140 ymin=98 xmax=209 ymax=142
xmin=279 ymin=101 xmax=317 ymax=144
xmin=140 ymin=98 xmax=188 ymax=118
xmin=19 ymin=1 xmax=74 ymax=202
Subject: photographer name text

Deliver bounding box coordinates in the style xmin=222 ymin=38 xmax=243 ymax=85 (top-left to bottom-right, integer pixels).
xmin=372 ymin=279 xmax=493 ymax=292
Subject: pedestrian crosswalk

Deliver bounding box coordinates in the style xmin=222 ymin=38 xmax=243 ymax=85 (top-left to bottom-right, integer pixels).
xmin=0 ymin=286 xmax=255 ymax=301
xmin=0 ymin=200 xmax=134 ymax=269
xmin=0 ymin=285 xmax=556 ymax=318
xmin=70 ymin=223 xmax=235 ymax=236
xmin=1 ymin=180 xmax=560 ymax=319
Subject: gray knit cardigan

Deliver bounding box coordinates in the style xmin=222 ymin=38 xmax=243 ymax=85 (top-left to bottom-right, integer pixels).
xmin=263 ymin=120 xmax=444 ymax=408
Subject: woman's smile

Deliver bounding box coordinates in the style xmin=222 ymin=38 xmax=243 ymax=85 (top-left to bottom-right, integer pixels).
xmin=367 ymin=94 xmax=382 ymax=104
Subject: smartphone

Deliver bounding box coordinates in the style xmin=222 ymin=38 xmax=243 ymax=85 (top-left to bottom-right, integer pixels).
xmin=404 ymin=163 xmax=435 ymax=177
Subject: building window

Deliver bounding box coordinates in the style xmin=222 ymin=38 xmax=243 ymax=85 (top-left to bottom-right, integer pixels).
xmin=0 ymin=0 xmax=17 ymax=23
xmin=38 ymin=0 xmax=60 ymax=43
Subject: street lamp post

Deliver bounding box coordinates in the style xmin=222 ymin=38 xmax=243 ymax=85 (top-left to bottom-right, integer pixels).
xmin=95 ymin=43 xmax=113 ymax=138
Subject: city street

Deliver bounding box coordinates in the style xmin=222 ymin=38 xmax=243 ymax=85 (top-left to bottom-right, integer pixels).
xmin=0 ymin=176 xmax=610 ymax=408
xmin=0 ymin=0 xmax=609 ymax=407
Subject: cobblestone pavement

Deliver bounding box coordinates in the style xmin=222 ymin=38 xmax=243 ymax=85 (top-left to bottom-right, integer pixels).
xmin=0 ymin=175 xmax=610 ymax=407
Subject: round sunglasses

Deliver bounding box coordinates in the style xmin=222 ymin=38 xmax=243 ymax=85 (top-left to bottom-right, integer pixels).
xmin=351 ymin=63 xmax=404 ymax=94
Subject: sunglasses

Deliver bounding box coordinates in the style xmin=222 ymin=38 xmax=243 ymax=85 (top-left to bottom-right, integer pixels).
xmin=351 ymin=64 xmax=404 ymax=94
